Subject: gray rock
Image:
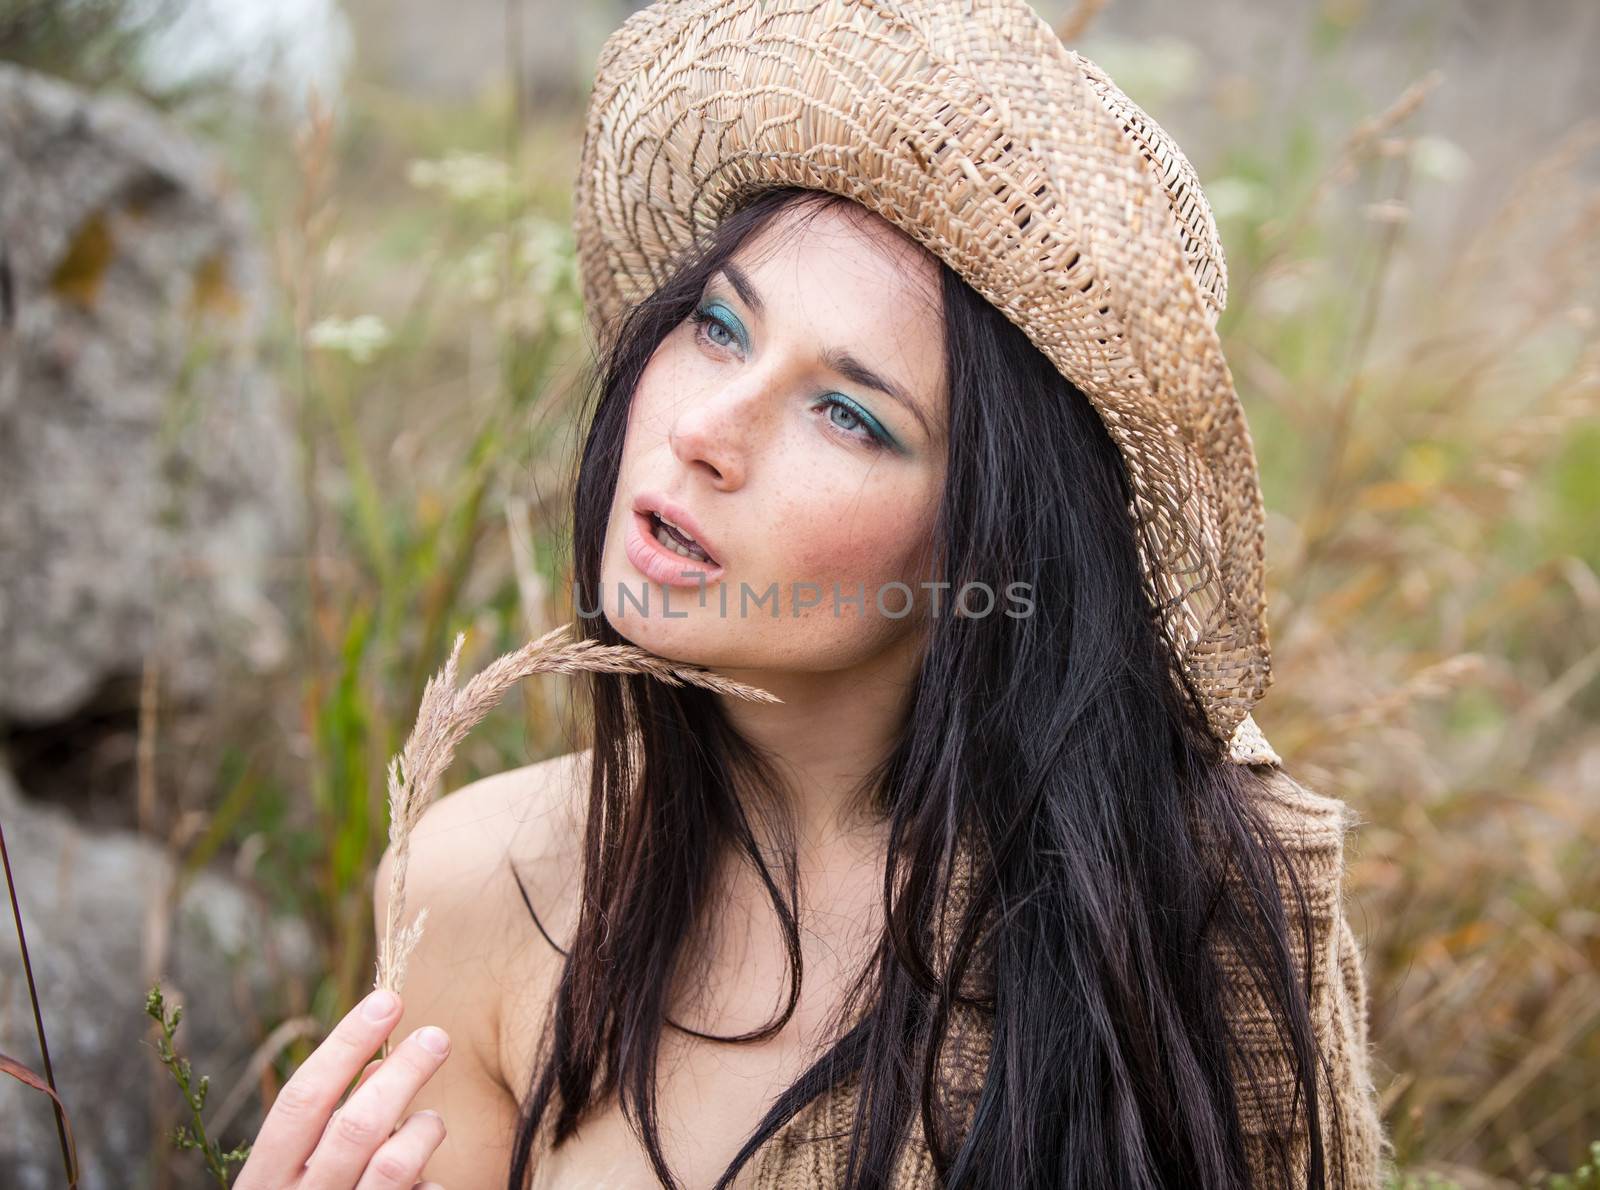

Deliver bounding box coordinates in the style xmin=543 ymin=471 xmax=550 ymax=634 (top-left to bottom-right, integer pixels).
xmin=0 ymin=63 xmax=300 ymax=725
xmin=0 ymin=762 xmax=318 ymax=1189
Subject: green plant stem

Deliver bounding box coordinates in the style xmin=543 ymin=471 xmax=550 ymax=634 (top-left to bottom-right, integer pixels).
xmin=146 ymin=985 xmax=252 ymax=1186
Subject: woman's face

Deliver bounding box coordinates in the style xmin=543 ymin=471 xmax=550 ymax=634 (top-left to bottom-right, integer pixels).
xmin=599 ymin=200 xmax=948 ymax=674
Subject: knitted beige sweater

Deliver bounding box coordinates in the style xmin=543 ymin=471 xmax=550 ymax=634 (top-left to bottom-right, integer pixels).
xmin=743 ymin=763 xmax=1391 ymax=1188
xmin=531 ymin=763 xmax=1393 ymax=1187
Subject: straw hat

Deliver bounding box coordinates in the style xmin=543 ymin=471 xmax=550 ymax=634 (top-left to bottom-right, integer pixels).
xmin=571 ymin=0 xmax=1282 ymax=768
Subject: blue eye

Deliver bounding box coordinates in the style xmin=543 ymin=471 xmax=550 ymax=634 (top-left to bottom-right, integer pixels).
xmin=689 ymin=304 xmax=743 ymax=351
xmin=818 ymin=394 xmax=898 ymax=453
xmin=689 ymin=303 xmax=901 ymax=454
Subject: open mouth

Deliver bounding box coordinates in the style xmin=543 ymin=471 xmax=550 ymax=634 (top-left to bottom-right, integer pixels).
xmin=646 ymin=511 xmax=719 ymax=566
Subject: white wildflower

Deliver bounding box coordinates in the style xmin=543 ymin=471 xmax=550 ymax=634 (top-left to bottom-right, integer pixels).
xmin=307 ymin=314 xmax=391 ymax=364
xmin=1411 ymin=135 xmax=1471 ymax=184
xmin=406 ymin=151 xmax=513 ymax=205
xmin=1204 ymin=175 xmax=1271 ymax=223
xmin=516 ymin=216 xmax=576 ymax=299
xmin=460 ymin=238 xmax=502 ymax=302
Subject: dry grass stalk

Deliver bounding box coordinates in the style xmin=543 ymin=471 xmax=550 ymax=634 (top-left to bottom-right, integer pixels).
xmin=205 ymin=1014 xmax=321 ymax=1139
xmin=372 ymin=620 xmax=782 ymax=995
xmin=1054 ymin=0 xmax=1106 ymax=43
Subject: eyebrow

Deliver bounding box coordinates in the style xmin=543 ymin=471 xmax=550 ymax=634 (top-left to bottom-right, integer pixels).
xmin=712 ymin=263 xmax=933 ymax=438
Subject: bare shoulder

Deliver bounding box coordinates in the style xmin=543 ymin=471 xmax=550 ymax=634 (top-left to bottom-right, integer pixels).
xmin=370 ymin=748 xmax=589 ymax=1179
xmin=377 ymin=746 xmax=589 ymax=925
xmin=405 ymin=744 xmax=588 ymax=842
xmin=374 ymin=747 xmax=591 ymax=1080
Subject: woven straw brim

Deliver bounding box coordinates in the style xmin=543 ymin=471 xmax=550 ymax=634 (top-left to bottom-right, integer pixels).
xmin=572 ymin=0 xmax=1279 ymax=765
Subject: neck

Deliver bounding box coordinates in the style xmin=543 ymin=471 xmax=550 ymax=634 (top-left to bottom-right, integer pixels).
xmin=713 ymin=629 xmax=920 ymax=864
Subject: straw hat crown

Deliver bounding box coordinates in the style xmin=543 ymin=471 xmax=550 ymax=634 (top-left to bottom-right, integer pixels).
xmin=573 ymin=0 xmax=1281 ymax=766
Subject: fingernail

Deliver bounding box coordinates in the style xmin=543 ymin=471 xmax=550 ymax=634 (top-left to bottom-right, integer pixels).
xmin=362 ymin=989 xmax=399 ymax=1021
xmin=419 ymin=1109 xmax=443 ymax=1121
xmin=417 ymin=1026 xmax=450 ymax=1056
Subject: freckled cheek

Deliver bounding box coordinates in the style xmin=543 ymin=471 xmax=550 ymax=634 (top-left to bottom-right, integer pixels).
xmin=774 ymin=485 xmax=938 ymax=590
xmin=623 ymin=383 xmax=677 ymax=450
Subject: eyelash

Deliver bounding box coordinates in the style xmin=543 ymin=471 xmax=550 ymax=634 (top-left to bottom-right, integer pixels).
xmin=688 ymin=306 xmax=895 ymax=452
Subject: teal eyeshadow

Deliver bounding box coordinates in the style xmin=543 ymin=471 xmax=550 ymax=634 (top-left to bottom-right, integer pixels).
xmin=830 ymin=393 xmax=904 ymax=453
xmin=702 ymin=302 xmax=749 ymax=351
xmin=700 ymin=300 xmax=906 ymax=453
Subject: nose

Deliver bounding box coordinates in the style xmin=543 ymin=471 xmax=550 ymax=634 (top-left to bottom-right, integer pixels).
xmin=666 ymin=376 xmax=768 ymax=490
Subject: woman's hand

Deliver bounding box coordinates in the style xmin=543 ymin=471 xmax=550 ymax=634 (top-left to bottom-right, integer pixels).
xmin=233 ymin=988 xmax=452 ymax=1189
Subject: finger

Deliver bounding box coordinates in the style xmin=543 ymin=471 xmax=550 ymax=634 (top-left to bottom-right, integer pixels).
xmin=350 ymin=1109 xmax=446 ymax=1190
xmin=347 ymin=1057 xmax=383 ymax=1100
xmin=232 ymin=988 xmax=404 ymax=1187
xmin=300 ymin=1024 xmax=452 ymax=1190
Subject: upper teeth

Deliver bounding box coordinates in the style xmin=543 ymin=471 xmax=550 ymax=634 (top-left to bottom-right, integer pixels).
xmin=653 ymin=514 xmax=711 ymax=561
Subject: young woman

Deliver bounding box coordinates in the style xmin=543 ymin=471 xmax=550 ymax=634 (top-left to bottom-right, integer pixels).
xmin=235 ymin=3 xmax=1391 ymax=1189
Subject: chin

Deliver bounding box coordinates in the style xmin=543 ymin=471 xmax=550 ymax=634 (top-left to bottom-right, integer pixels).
xmin=598 ymin=594 xmax=720 ymax=650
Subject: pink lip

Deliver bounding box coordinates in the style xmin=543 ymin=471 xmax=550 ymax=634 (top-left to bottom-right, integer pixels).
xmin=625 ymin=494 xmax=727 ymax=589
xmin=631 ymin=493 xmax=725 ymax=564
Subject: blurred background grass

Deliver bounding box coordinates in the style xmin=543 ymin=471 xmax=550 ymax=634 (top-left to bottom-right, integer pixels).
xmin=2 ymin=0 xmax=1597 ymax=1186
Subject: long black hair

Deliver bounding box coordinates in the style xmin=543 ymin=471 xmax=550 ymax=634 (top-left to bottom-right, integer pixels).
xmin=506 ymin=186 xmax=1345 ymax=1189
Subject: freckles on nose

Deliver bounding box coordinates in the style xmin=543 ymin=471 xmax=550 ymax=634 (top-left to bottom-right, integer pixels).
xmin=676 ymin=388 xmax=776 ymax=462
